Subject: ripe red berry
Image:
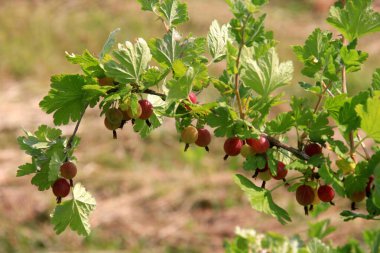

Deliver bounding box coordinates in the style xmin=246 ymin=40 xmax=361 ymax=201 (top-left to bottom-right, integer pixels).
xmin=296 ymin=185 xmax=315 ymax=206
xmin=224 ymin=137 xmax=243 ymax=156
xmin=247 ymin=136 xmax=270 ymax=154
xmin=60 ymin=162 xmax=77 ymax=180
xmin=195 ymin=128 xmax=211 ymax=147
xmin=52 ymin=178 xmax=71 ymax=198
xmin=188 ymin=92 xmax=197 ymax=104
xmin=138 ymin=99 xmax=153 ymax=120
xmin=304 ymin=143 xmax=322 ymax=157
xmin=350 ymin=191 xmax=366 ymax=203
xmin=181 ymin=126 xmax=198 ymax=144
xmin=271 ymin=161 xmax=288 ymax=180
xmin=317 ymin=185 xmax=335 ymax=202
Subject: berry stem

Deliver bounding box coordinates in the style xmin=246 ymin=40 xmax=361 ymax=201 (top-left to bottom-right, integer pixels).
xmin=64 ymin=106 xmax=87 ymax=162
xmin=270 ymin=176 xmax=304 ymax=192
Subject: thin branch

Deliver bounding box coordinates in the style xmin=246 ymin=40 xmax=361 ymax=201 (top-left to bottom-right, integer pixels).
xmin=66 ymin=107 xmax=87 ymax=150
xmin=266 ymin=136 xmax=310 ymax=161
xmin=234 ymin=15 xmax=250 ymax=120
xmin=142 ymin=89 xmax=167 ymax=100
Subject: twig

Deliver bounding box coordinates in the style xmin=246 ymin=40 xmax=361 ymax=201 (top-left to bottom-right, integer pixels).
xmin=143 ymin=89 xmax=166 ymax=100
xmin=234 ymin=15 xmax=250 ymax=120
xmin=66 ymin=107 xmax=87 ymax=150
xmin=266 ymin=136 xmax=310 ymax=161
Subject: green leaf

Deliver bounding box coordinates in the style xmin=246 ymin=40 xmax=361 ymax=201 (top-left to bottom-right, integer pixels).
xmin=327 ymin=0 xmax=380 ymax=42
xmin=17 ymin=163 xmax=37 ymax=177
xmin=99 ymin=28 xmax=121 ymax=62
xmin=39 ymin=75 xmax=98 ymax=125
xmin=207 ymin=20 xmax=229 ymax=62
xmin=324 ymin=94 xmax=348 ymax=121
xmin=373 ymin=162 xmax=380 ymax=208
xmin=372 ymin=69 xmax=380 ymax=90
xmin=243 ymin=155 xmax=266 ymax=171
xmin=307 ymin=238 xmax=333 ymax=253
xmin=340 ymin=46 xmax=368 ymax=73
xmin=104 ymin=38 xmax=152 ymax=85
xmin=142 ymin=67 xmax=169 ymax=89
xmin=234 ymin=174 xmax=291 ymax=225
xmin=157 ymin=0 xmax=189 ymax=28
xmin=31 ymin=163 xmax=51 ymax=191
xmin=319 ymin=161 xmax=345 ymax=197
xmin=48 ymin=152 xmax=64 ymax=182
xmin=226 ymin=41 xmax=238 ymax=75
xmin=266 ymin=113 xmax=294 ymax=135
xmin=241 ymin=48 xmax=293 ymax=97
xmin=166 ymin=67 xmax=194 ymax=101
xmin=65 ymin=50 xmax=104 ymax=77
xmin=308 ymin=220 xmax=336 ymax=240
xmin=292 ymin=28 xmax=340 ymax=80
xmin=149 ymin=31 xmax=179 ymax=68
xmin=206 ymin=104 xmax=238 ymax=137
xmin=51 ymin=183 xmax=96 ymax=236
xmin=133 ymin=112 xmax=163 ymax=138
xmin=137 ymin=0 xmax=159 ymax=11
xmin=308 ymin=112 xmax=334 ymax=142
xmin=356 ymin=92 xmax=380 ymax=142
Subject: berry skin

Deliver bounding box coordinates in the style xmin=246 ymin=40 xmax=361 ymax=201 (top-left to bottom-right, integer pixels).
xmin=304 ymin=143 xmax=322 ymax=157
xmin=181 ymin=126 xmax=198 ymax=144
xmin=224 ymin=137 xmax=243 ymax=156
xmin=271 ymin=161 xmax=288 ymax=180
xmin=240 ymin=144 xmax=256 ymax=158
xmin=126 ymin=103 xmax=142 ymax=119
xmin=106 ymin=108 xmax=123 ymax=125
xmin=195 ymin=128 xmax=211 ymax=147
xmin=317 ymin=185 xmax=335 ymax=202
xmin=138 ymin=99 xmax=153 ymax=120
xmin=188 ymin=92 xmax=197 ymax=104
xmin=296 ymin=185 xmax=315 ymax=206
xmin=258 ymin=169 xmax=272 ymax=181
xmin=120 ymin=108 xmax=131 ymax=121
xmin=52 ymin=178 xmax=71 ymax=198
xmin=247 ymin=136 xmax=270 ymax=154
xmin=60 ymin=162 xmax=77 ymax=180
xmin=350 ymin=191 xmax=366 ymax=203
xmin=104 ymin=117 xmax=120 ymax=130
xmin=98 ymin=77 xmax=114 ymax=86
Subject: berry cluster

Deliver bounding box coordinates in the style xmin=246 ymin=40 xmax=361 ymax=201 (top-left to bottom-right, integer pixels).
xmin=52 ymin=162 xmax=77 ymax=202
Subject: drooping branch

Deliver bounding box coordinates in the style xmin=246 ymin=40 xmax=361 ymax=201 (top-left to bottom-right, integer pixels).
xmin=266 ymin=136 xmax=310 ymax=161
xmin=143 ymin=89 xmax=167 ymax=100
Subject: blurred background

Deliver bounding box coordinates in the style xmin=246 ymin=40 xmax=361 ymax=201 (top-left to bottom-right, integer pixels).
xmin=1 ymin=0 xmax=380 ymax=252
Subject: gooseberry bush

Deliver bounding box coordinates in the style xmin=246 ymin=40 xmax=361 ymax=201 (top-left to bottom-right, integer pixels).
xmin=17 ymin=0 xmax=380 ymax=236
